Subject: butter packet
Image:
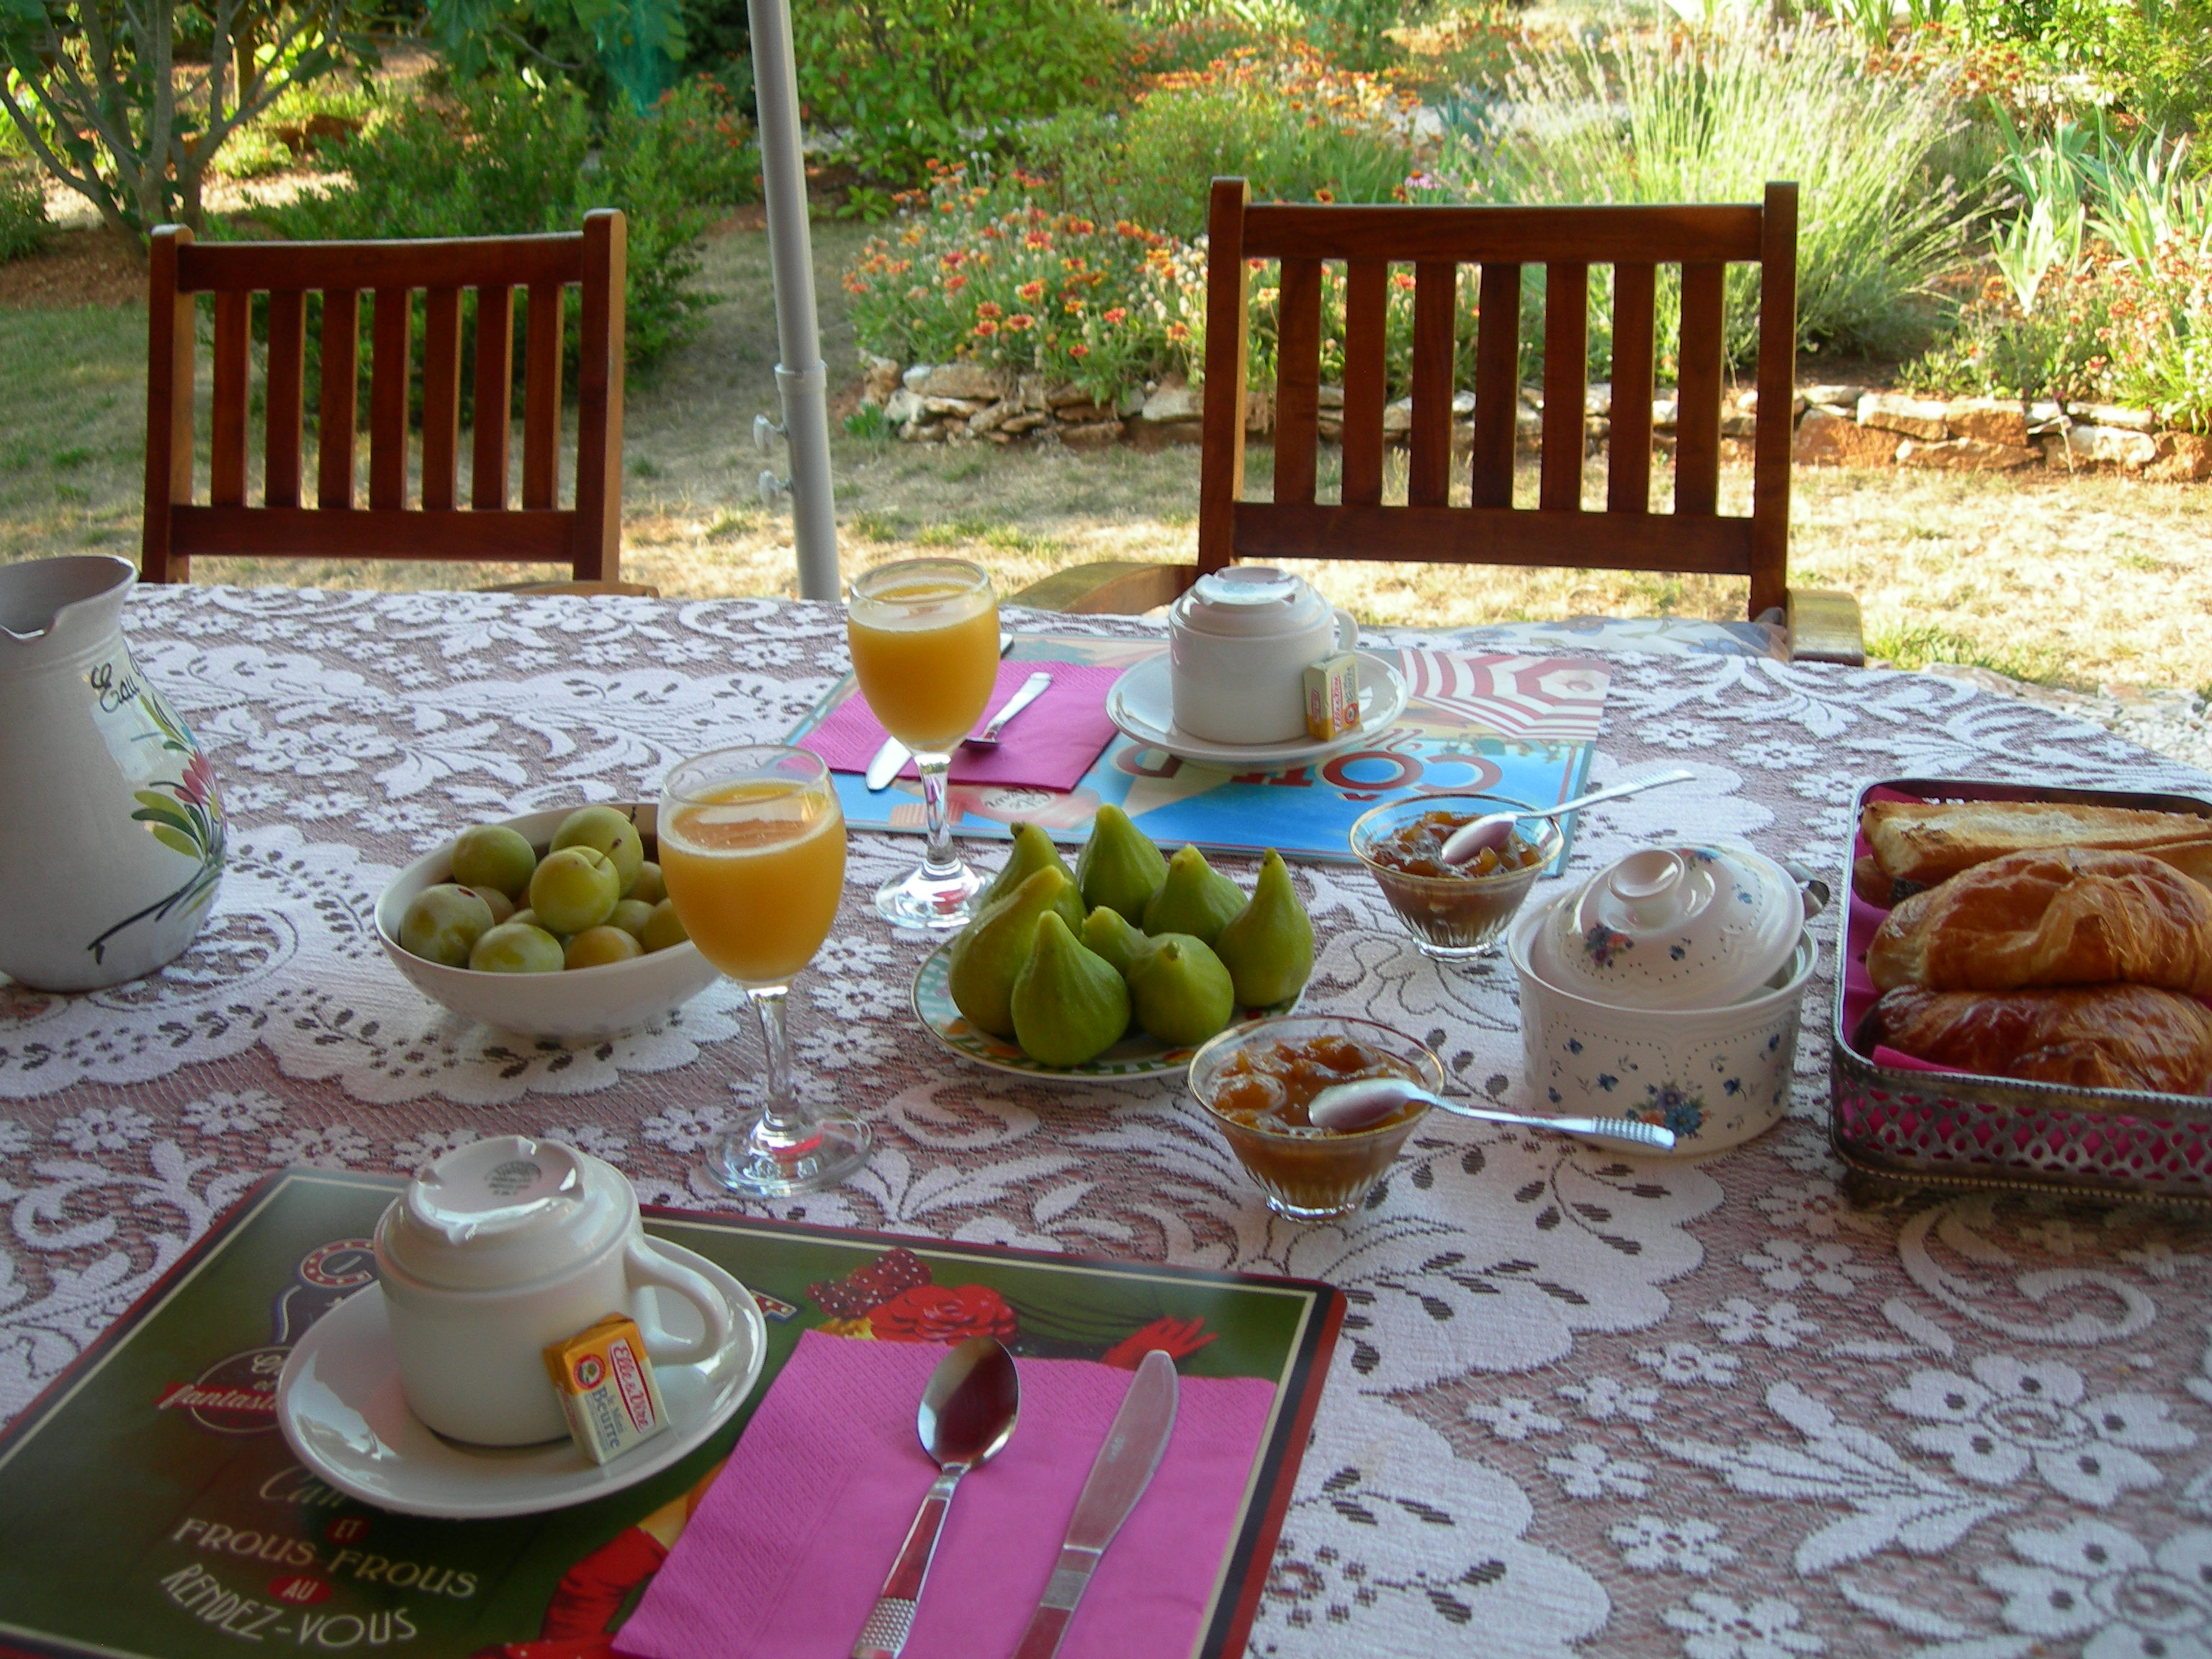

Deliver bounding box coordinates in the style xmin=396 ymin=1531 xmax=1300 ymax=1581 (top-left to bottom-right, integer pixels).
xmin=1303 ymin=652 xmax=1362 ymax=742
xmin=544 ymin=1313 xmax=670 ymax=1465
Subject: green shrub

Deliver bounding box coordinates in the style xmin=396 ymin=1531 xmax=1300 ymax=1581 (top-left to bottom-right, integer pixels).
xmin=0 ymin=163 xmax=50 ymax=262
xmin=1437 ymin=24 xmax=1965 ymax=370
xmin=1028 ymin=40 xmax=1421 ymax=239
xmin=793 ymin=0 xmax=1127 ymax=186
xmin=271 ymin=75 xmax=756 ymax=372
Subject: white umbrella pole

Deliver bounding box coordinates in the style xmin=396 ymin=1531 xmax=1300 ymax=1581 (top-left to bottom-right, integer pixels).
xmin=746 ymin=0 xmax=840 ymax=601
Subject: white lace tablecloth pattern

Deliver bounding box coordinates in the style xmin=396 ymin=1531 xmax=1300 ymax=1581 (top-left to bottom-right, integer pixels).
xmin=4 ymin=583 xmax=2211 ymax=1659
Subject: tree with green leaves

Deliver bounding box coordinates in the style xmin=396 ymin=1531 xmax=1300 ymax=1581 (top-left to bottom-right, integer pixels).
xmin=423 ymin=0 xmax=691 ymax=113
xmin=0 ymin=0 xmax=369 ymax=246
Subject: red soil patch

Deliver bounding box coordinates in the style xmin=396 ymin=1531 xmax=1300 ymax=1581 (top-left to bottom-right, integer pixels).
xmin=0 ymin=228 xmax=144 ymax=310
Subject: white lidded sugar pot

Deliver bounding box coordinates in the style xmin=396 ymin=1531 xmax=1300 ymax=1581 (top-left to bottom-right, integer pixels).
xmin=0 ymin=554 xmax=225 ymax=991
xmin=374 ymin=1136 xmax=735 ymax=1445
xmin=1169 ymin=566 xmax=1357 ymax=744
xmin=1509 ymin=843 xmax=1829 ymax=1154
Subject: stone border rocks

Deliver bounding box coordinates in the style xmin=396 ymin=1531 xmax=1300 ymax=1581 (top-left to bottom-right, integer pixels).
xmin=857 ymin=354 xmax=2211 ymax=483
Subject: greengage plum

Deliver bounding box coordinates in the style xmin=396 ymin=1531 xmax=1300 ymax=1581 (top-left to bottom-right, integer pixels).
xmin=399 ymin=884 xmax=496 ymax=967
xmin=451 ymin=824 xmax=537 ymax=899
xmin=609 ymin=899 xmax=655 ymax=939
xmin=640 ymin=899 xmax=688 ymax=953
xmin=629 ymin=860 xmax=666 ymax=905
xmin=469 ymin=922 xmax=565 ymax=974
xmin=552 ymin=806 xmax=645 ymax=896
xmin=529 ymin=846 xmax=620 ymax=934
xmin=565 ymin=925 xmax=643 ymax=969
xmin=468 ymin=884 xmax=516 ymax=925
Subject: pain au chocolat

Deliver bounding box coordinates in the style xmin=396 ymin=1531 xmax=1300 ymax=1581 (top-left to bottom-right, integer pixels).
xmin=1865 ymin=847 xmax=2212 ymax=995
xmin=1869 ymin=984 xmax=2212 ymax=1096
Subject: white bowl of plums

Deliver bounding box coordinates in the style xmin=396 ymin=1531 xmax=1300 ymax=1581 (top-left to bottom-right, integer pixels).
xmin=374 ymin=804 xmax=719 ymax=1040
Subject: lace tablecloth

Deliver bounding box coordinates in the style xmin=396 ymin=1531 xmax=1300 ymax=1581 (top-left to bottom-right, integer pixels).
xmin=6 ymin=584 xmax=2212 ymax=1659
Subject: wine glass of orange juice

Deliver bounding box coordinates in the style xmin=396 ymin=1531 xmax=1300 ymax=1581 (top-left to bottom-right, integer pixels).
xmin=847 ymin=557 xmax=1001 ymax=930
xmin=658 ymin=745 xmax=870 ymax=1196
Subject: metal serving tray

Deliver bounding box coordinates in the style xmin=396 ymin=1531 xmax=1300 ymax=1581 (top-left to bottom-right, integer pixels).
xmin=1830 ymin=776 xmax=2212 ymax=1206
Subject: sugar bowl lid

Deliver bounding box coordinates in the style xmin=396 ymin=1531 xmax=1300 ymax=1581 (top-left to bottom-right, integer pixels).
xmin=376 ymin=1134 xmax=633 ymax=1290
xmin=1172 ymin=566 xmax=1330 ymax=638
xmin=1530 ymin=843 xmax=1807 ymax=1009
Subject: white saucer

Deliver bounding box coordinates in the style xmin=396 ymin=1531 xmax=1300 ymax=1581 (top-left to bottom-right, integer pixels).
xmin=1105 ymin=649 xmax=1408 ymax=770
xmin=276 ymin=1242 xmax=766 ymax=1519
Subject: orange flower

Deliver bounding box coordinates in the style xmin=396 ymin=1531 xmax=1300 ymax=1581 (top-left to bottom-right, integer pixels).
xmin=1006 ymin=313 xmax=1035 ymax=331
xmin=976 ymin=301 xmax=1002 ymax=320
xmin=1025 ymin=230 xmax=1053 ymax=250
xmin=1017 ymin=280 xmax=1045 ymax=300
xmin=1103 ymin=307 xmax=1127 ymax=324
xmin=1166 ymin=321 xmax=1190 ymax=341
xmin=973 ymin=318 xmax=998 ymax=337
xmin=1069 ymin=343 xmax=1090 ymax=357
xmin=945 ymin=273 xmax=968 ymax=292
xmin=1313 ymin=186 xmax=1335 ymax=203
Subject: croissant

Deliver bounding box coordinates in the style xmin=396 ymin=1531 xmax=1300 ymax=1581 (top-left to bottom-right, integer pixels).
xmin=1869 ymin=985 xmax=2212 ymax=1095
xmin=1866 ymin=848 xmax=2212 ymax=995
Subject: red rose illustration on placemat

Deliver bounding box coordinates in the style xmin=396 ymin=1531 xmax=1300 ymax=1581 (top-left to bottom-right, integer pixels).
xmin=868 ymin=1283 xmax=1020 ymax=1344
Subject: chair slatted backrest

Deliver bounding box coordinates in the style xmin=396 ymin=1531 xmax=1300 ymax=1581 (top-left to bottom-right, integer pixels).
xmin=142 ymin=210 xmax=626 ymax=585
xmin=1199 ymin=179 xmax=1797 ymax=620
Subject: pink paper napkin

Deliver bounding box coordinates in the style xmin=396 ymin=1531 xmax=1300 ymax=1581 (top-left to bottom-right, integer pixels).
xmin=800 ymin=660 xmax=1125 ymax=793
xmin=614 ymin=1330 xmax=1277 ymax=1659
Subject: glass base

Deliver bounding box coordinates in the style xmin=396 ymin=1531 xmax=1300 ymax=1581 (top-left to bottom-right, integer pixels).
xmin=1415 ymin=939 xmax=1503 ymax=964
xmin=1262 ymin=1192 xmax=1369 ymax=1223
xmin=876 ymin=860 xmax=984 ymax=931
xmin=705 ymin=1112 xmax=872 ymax=1197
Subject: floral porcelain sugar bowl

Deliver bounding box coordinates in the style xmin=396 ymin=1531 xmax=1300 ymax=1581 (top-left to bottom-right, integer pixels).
xmin=0 ymin=555 xmax=225 ymax=992
xmin=1506 ymin=844 xmax=1825 ymax=1154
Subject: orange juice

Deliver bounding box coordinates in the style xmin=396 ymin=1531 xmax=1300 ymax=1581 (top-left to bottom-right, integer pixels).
xmin=660 ymin=782 xmax=845 ymax=984
xmin=848 ymin=581 xmax=1001 ymax=751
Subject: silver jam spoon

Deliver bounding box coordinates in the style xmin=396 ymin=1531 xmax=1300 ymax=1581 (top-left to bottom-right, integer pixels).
xmin=852 ymin=1336 xmax=1021 ymax=1659
xmin=1306 ymin=1077 xmax=1676 ymax=1151
xmin=1439 ymin=768 xmax=1699 ymax=865
xmin=963 ymin=670 xmax=1053 ymax=751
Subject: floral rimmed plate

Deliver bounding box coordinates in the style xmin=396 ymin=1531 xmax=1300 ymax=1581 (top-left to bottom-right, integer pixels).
xmin=911 ymin=940 xmax=1301 ymax=1083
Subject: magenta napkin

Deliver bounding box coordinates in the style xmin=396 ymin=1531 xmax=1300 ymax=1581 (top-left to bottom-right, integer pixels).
xmin=613 ymin=1330 xmax=1277 ymax=1659
xmin=800 ymin=660 xmax=1125 ymax=792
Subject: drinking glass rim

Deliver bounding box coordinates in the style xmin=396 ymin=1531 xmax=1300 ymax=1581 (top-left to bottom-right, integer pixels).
xmin=660 ymin=742 xmax=831 ymax=808
xmin=848 ymin=557 xmax=994 ymax=606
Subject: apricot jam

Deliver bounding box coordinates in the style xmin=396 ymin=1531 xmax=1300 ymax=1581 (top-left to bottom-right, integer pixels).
xmin=1366 ymin=811 xmax=1542 ymax=880
xmin=1208 ymin=1035 xmax=1423 ymax=1136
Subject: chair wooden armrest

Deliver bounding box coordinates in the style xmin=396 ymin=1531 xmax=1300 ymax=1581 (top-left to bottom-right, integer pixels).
xmin=1007 ymin=561 xmax=1197 ymax=615
xmin=1785 ymin=588 xmax=1864 ymax=666
xmin=491 ymin=579 xmax=662 ymax=598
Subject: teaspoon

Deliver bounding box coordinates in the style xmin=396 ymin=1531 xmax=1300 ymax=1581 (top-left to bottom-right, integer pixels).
xmin=1305 ymin=1077 xmax=1676 ymax=1151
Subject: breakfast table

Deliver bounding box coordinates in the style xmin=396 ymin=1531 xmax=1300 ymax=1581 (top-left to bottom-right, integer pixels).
xmin=5 ymin=582 xmax=2212 ymax=1658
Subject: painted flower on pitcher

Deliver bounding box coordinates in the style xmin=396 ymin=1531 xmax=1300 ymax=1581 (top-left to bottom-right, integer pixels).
xmin=1581 ymin=923 xmax=1634 ymax=968
xmin=1981 ymin=1521 xmax=2212 ymax=1658
xmin=1887 ymin=1356 xmax=2195 ymax=1505
xmin=1635 ymin=1085 xmax=1704 ymax=1136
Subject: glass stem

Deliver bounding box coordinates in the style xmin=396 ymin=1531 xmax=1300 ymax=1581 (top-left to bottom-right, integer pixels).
xmin=915 ymin=751 xmax=959 ymax=876
xmin=745 ymin=984 xmax=806 ymax=1140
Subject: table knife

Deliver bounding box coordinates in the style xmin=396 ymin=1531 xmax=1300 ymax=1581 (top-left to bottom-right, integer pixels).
xmin=1009 ymin=1349 xmax=1179 ymax=1659
xmin=864 ymin=631 xmax=1015 ymax=791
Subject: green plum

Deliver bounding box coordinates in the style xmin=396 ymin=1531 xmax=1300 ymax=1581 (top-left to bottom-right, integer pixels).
xmin=468 ymin=884 xmax=516 ymax=925
xmin=399 ymin=884 xmax=496 ymax=967
xmin=565 ymin=925 xmax=644 ymax=970
xmin=640 ymin=899 xmax=688 ymax=953
xmin=450 ymin=824 xmax=537 ymax=899
xmin=552 ymin=806 xmax=646 ymax=897
xmin=629 ymin=860 xmax=666 ymax=906
xmin=609 ymin=899 xmax=655 ymax=940
xmin=469 ymin=922 xmax=565 ymax=974
xmin=529 ymin=846 xmax=620 ymax=934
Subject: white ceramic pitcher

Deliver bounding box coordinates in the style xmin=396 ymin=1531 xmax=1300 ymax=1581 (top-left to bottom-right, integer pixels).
xmin=0 ymin=556 xmax=225 ymax=991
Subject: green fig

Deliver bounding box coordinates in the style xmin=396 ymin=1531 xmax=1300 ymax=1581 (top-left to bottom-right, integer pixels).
xmin=1082 ymin=905 xmax=1154 ymax=979
xmin=1012 ymin=912 xmax=1132 ymax=1066
xmin=1076 ymin=804 xmax=1169 ymax=925
xmin=1128 ymin=932 xmax=1236 ymax=1047
xmin=1141 ymin=844 xmax=1246 ymax=946
xmin=976 ymin=822 xmax=1077 ymax=914
xmin=1215 ymin=849 xmax=1314 ymax=1008
xmin=948 ymin=866 xmax=1085 ymax=1038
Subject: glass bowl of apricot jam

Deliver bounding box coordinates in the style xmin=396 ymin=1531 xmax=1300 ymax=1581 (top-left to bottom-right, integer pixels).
xmin=1190 ymin=1015 xmax=1446 ymax=1220
xmin=1348 ymin=794 xmax=1561 ymax=962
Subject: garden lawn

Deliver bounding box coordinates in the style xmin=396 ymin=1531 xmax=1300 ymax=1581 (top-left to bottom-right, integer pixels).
xmin=2 ymin=216 xmax=2208 ymax=693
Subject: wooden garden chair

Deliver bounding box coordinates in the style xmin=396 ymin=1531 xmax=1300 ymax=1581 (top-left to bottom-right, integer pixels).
xmin=1013 ymin=179 xmax=1862 ymax=662
xmin=141 ymin=210 xmax=653 ymax=596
